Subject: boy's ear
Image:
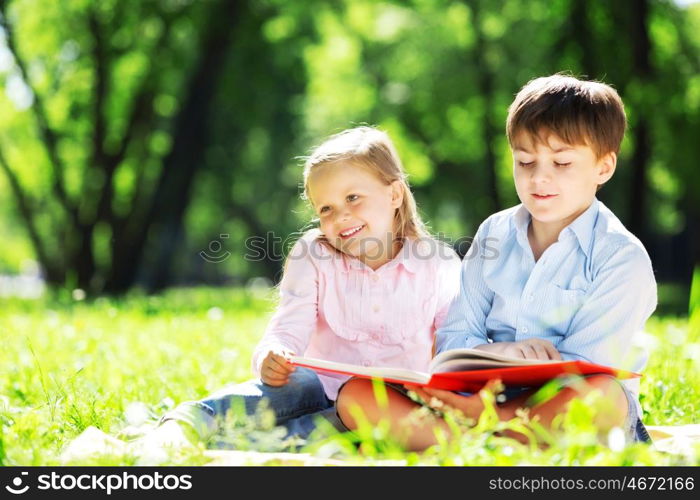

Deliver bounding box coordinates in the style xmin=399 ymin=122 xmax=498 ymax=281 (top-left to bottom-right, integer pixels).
xmin=596 ymin=152 xmax=617 ymax=185
xmin=390 ymin=180 xmax=404 ymax=209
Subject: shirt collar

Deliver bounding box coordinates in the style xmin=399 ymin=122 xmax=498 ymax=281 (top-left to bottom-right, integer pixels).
xmin=513 ymin=204 xmax=530 ymax=235
xmin=513 ymin=204 xmax=531 ymax=252
xmin=341 ymin=238 xmax=418 ymax=274
xmin=564 ymin=198 xmax=599 ymax=258
xmin=512 ymin=199 xmax=599 ymax=258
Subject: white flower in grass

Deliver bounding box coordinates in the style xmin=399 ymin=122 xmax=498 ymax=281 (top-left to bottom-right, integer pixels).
xmin=207 ymin=307 xmax=224 ymax=321
xmin=125 ymin=402 xmax=151 ymax=427
xmin=607 ymin=426 xmax=626 ymax=452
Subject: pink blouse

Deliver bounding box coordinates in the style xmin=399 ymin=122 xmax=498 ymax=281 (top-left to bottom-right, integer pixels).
xmin=252 ymin=230 xmax=462 ymax=399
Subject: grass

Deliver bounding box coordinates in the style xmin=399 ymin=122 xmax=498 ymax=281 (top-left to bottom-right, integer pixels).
xmin=0 ymin=285 xmax=699 ymax=465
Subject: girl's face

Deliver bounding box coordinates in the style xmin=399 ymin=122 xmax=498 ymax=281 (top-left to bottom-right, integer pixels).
xmin=307 ymin=162 xmax=404 ymax=269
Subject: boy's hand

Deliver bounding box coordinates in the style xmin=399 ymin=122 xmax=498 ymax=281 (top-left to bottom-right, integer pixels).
xmin=475 ymin=339 xmax=562 ymax=361
xmin=261 ymin=349 xmax=296 ymax=386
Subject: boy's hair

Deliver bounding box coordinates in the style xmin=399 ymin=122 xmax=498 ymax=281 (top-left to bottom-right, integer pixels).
xmin=506 ymin=74 xmax=626 ymax=158
xmin=302 ymin=126 xmax=429 ymax=241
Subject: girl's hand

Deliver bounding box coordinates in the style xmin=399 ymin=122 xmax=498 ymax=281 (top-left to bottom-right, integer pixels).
xmin=475 ymin=339 xmax=562 ymax=361
xmin=261 ymin=349 xmax=296 ymax=386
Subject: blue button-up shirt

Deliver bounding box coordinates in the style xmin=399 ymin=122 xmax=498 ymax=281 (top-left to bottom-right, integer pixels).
xmin=436 ymin=199 xmax=657 ymax=397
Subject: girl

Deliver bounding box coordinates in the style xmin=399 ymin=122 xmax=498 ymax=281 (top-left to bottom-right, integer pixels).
xmin=136 ymin=126 xmax=462 ymax=450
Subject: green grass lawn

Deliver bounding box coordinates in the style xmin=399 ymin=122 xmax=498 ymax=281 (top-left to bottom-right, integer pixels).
xmin=1 ymin=287 xmax=698 ymax=465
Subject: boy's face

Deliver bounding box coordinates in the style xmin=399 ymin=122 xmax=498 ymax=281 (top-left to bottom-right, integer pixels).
xmin=511 ymin=131 xmax=616 ymax=230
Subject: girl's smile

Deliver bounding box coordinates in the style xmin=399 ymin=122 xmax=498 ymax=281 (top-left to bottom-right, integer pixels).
xmin=338 ymin=224 xmax=365 ymax=239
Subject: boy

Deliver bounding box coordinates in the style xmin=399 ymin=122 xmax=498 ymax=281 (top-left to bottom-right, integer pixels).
xmin=335 ymin=74 xmax=657 ymax=451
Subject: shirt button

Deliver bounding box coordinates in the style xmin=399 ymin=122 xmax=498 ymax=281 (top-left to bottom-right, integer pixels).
xmin=372 ymin=304 xmax=380 ymax=313
xmin=528 ymin=294 xmax=534 ymax=302
xmin=371 ymin=274 xmax=379 ymax=282
xmin=362 ymin=360 xmax=371 ymax=367
xmin=521 ymin=327 xmax=529 ymax=334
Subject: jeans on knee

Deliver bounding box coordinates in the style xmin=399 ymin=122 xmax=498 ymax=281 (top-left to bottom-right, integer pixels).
xmin=160 ymin=367 xmax=343 ymax=442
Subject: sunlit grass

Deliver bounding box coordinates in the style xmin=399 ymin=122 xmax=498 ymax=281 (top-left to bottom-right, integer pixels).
xmin=0 ymin=286 xmax=698 ymax=465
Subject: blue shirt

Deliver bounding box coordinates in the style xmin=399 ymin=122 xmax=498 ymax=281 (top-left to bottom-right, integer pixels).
xmin=436 ymin=199 xmax=657 ymax=397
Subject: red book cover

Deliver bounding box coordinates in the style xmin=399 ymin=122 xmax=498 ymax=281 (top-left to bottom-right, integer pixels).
xmin=291 ymin=356 xmax=640 ymax=392
xmin=424 ymin=360 xmax=638 ymax=392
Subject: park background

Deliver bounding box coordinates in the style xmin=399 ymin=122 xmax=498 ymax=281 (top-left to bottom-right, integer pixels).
xmin=0 ymin=0 xmax=699 ymax=465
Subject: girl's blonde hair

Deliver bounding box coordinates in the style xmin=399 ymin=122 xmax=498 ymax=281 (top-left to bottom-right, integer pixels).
xmin=302 ymin=126 xmax=429 ymax=242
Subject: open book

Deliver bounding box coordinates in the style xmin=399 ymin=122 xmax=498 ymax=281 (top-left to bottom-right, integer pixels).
xmin=290 ymin=348 xmax=640 ymax=392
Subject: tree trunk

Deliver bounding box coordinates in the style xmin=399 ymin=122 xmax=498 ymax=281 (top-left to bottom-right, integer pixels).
xmin=468 ymin=0 xmax=500 ymax=215
xmin=627 ymin=0 xmax=652 ymax=240
xmin=145 ymin=0 xmax=242 ymax=292
xmin=628 ymin=122 xmax=650 ymax=239
xmin=103 ymin=0 xmax=242 ymax=293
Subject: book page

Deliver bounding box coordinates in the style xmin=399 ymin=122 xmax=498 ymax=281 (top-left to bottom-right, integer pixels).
xmin=429 ymin=347 xmax=560 ymax=373
xmin=290 ymin=356 xmax=431 ymax=385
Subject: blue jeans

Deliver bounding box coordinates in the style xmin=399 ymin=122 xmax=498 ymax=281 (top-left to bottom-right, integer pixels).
xmin=160 ymin=367 xmax=344 ymax=444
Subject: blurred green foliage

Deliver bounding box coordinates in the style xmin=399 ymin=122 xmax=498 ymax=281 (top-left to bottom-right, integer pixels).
xmin=0 ymin=0 xmax=698 ymax=296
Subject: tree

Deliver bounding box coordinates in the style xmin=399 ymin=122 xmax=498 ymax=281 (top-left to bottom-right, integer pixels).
xmin=0 ymin=0 xmax=244 ymax=293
